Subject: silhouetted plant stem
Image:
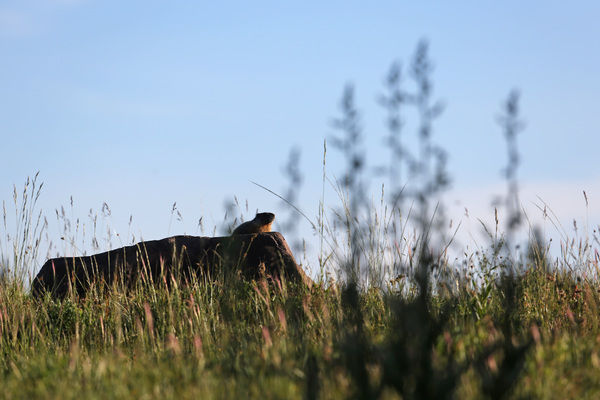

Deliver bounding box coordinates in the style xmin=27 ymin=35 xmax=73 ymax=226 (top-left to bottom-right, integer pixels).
xmin=498 ymin=90 xmax=525 ymax=238
xmin=409 ymin=40 xmax=448 ymax=227
xmin=280 ymin=147 xmax=304 ymax=254
xmin=379 ymin=61 xmax=409 ymax=204
xmin=331 ymin=84 xmax=366 ymax=282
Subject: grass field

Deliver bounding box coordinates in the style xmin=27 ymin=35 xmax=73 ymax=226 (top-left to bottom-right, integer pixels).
xmin=3 ymin=46 xmax=600 ymax=398
xmin=1 ymin=196 xmax=600 ymax=399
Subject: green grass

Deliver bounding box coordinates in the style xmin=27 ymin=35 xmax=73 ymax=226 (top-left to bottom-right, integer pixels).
xmin=3 ymin=44 xmax=600 ymax=398
xmin=1 ymin=250 xmax=600 ymax=399
xmin=2 ymin=173 xmax=600 ymax=400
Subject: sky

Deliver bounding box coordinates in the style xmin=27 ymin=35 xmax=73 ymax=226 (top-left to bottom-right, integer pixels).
xmin=1 ymin=1 xmax=599 ymax=277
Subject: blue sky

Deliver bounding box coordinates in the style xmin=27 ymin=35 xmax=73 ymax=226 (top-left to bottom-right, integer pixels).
xmin=1 ymin=1 xmax=599 ymax=274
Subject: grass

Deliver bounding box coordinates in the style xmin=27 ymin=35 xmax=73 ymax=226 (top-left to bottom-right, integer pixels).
xmin=3 ymin=42 xmax=600 ymax=399
xmin=1 ymin=226 xmax=599 ymax=399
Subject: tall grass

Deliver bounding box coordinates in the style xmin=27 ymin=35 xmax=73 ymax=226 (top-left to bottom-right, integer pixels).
xmin=2 ymin=216 xmax=599 ymax=399
xmin=2 ymin=41 xmax=600 ymax=399
xmin=1 ymin=172 xmax=46 ymax=287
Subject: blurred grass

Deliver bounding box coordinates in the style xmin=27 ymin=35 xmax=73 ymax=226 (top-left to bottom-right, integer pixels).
xmin=3 ymin=42 xmax=600 ymax=399
xmin=1 ymin=247 xmax=600 ymax=399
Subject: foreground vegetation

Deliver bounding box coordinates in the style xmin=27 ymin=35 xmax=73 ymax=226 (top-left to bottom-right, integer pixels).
xmin=3 ymin=41 xmax=600 ymax=398
xmin=1 ymin=250 xmax=600 ymax=399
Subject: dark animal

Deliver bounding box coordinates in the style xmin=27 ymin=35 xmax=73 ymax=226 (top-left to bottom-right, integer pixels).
xmin=32 ymin=232 xmax=312 ymax=298
xmin=231 ymin=212 xmax=275 ymax=235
